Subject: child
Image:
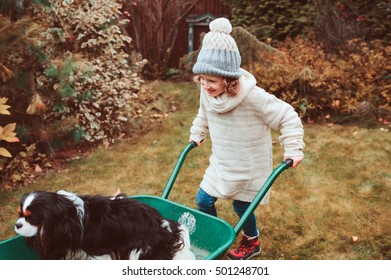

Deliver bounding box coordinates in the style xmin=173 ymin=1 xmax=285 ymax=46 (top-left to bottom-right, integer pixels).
xmin=189 ymin=17 xmax=305 ymax=260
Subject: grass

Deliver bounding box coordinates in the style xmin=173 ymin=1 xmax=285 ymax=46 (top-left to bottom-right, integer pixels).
xmin=1 ymin=81 xmax=390 ymax=260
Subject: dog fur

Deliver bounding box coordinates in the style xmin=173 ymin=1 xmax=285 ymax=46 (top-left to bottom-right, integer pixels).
xmin=15 ymin=190 xmax=195 ymax=260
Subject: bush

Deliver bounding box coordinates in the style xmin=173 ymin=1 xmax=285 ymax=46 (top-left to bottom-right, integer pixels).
xmin=253 ymin=37 xmax=391 ymax=122
xmin=1 ymin=1 xmax=159 ymax=188
xmin=31 ymin=0 xmax=147 ymax=144
xmin=224 ymin=0 xmax=316 ymax=41
xmin=224 ymin=0 xmax=390 ymax=48
xmin=313 ymin=0 xmax=391 ymax=50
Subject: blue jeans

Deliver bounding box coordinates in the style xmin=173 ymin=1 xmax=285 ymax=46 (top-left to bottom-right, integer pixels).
xmin=195 ymin=188 xmax=258 ymax=237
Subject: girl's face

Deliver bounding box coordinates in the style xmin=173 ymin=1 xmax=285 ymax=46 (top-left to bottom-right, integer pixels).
xmin=199 ymin=74 xmax=225 ymax=98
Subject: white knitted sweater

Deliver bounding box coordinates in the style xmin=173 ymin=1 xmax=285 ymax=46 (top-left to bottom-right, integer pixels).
xmin=190 ymin=69 xmax=305 ymax=204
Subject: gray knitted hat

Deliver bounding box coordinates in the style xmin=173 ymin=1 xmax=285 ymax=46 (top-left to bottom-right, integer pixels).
xmin=193 ymin=17 xmax=242 ymax=79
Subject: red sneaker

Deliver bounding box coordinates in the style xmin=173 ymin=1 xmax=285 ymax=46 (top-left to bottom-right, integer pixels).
xmin=227 ymin=234 xmax=261 ymax=260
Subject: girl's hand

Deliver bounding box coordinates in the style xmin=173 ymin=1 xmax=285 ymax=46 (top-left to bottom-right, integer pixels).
xmin=284 ymin=156 xmax=303 ymax=168
xmin=189 ymin=139 xmax=203 ymax=146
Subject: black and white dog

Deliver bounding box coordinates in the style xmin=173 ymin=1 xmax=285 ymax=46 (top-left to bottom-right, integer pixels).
xmin=15 ymin=190 xmax=195 ymax=260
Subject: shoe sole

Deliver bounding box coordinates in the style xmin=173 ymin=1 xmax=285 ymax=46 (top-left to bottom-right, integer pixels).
xmin=227 ymin=248 xmax=261 ymax=260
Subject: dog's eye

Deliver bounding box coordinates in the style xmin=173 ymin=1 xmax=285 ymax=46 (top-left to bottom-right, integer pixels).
xmin=17 ymin=206 xmax=32 ymax=217
xmin=24 ymin=210 xmax=32 ymax=217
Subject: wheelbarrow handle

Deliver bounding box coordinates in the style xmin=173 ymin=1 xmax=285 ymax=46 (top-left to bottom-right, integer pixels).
xmin=233 ymin=159 xmax=293 ymax=235
xmin=161 ymin=141 xmax=197 ymax=199
xmin=162 ymin=143 xmax=294 ymax=235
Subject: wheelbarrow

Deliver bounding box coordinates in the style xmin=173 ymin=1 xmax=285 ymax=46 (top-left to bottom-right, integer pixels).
xmin=0 ymin=142 xmax=293 ymax=260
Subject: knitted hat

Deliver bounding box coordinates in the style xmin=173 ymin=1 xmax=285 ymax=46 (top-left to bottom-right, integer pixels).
xmin=193 ymin=17 xmax=242 ymax=79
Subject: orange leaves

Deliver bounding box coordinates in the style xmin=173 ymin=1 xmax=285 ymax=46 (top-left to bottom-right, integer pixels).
xmin=0 ymin=98 xmax=19 ymax=158
xmin=0 ymin=148 xmax=12 ymax=158
xmin=0 ymin=123 xmax=19 ymax=143
xmin=0 ymin=123 xmax=19 ymax=158
xmin=253 ymin=36 xmax=390 ymax=122
xmin=0 ymin=64 xmax=13 ymax=83
xmin=26 ymin=93 xmax=47 ymax=115
xmin=0 ymin=97 xmax=11 ymax=115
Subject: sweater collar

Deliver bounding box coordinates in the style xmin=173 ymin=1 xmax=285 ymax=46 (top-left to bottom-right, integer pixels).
xmin=201 ymin=68 xmax=256 ymax=113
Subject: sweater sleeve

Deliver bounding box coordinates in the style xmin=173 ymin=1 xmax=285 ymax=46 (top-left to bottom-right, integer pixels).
xmin=256 ymin=88 xmax=305 ymax=157
xmin=190 ymin=92 xmax=209 ymax=143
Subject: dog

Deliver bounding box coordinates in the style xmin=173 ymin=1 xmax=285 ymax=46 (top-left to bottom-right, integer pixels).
xmin=15 ymin=190 xmax=196 ymax=260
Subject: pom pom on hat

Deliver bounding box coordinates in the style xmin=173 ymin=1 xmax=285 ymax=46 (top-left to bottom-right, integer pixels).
xmin=209 ymin=17 xmax=232 ymax=34
xmin=193 ymin=17 xmax=242 ymax=79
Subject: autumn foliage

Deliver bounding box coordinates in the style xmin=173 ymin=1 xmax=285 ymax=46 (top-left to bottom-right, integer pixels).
xmin=0 ymin=98 xmax=19 ymax=158
xmin=253 ymin=37 xmax=390 ymax=123
xmin=182 ymin=27 xmax=390 ymax=124
xmin=0 ymin=1 xmax=148 ymax=187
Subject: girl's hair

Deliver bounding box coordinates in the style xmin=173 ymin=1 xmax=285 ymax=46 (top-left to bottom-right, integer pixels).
xmin=223 ymin=77 xmax=240 ymax=96
xmin=193 ymin=75 xmax=240 ymax=97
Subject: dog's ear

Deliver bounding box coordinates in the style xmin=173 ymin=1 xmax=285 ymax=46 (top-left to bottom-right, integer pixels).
xmin=19 ymin=192 xmax=30 ymax=205
xmin=57 ymin=190 xmax=85 ymax=222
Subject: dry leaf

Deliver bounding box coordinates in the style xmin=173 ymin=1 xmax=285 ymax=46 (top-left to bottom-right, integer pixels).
xmin=35 ymin=164 xmax=43 ymax=172
xmin=352 ymin=236 xmax=359 ymax=242
xmin=102 ymin=139 xmax=110 ymax=149
xmin=0 ymin=147 xmax=12 ymax=157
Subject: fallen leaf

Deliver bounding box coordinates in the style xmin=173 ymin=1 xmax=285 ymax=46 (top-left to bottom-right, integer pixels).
xmin=35 ymin=164 xmax=42 ymax=172
xmin=103 ymin=139 xmax=110 ymax=149
xmin=352 ymin=236 xmax=359 ymax=242
xmin=0 ymin=147 xmax=12 ymax=157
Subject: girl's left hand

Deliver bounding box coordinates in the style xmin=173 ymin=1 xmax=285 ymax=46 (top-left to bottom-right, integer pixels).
xmin=284 ymin=156 xmax=304 ymax=168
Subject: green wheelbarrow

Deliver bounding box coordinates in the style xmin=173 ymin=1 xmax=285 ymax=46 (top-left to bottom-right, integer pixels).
xmin=0 ymin=142 xmax=293 ymax=260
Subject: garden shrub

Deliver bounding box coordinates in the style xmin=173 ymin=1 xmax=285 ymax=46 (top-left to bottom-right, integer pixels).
xmin=225 ymin=0 xmax=390 ymax=47
xmin=0 ymin=0 xmax=158 ymax=187
xmin=312 ymin=0 xmax=390 ymax=51
xmin=30 ymin=0 xmax=147 ymax=144
xmin=253 ymin=37 xmax=390 ymax=122
xmin=223 ymin=0 xmax=316 ymax=41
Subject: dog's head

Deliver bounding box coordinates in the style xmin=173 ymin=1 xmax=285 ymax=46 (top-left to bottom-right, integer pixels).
xmin=15 ymin=191 xmax=84 ymax=237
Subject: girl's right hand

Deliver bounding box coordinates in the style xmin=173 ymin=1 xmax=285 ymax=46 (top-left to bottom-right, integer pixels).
xmin=189 ymin=139 xmax=203 ymax=146
xmin=284 ymin=156 xmax=303 ymax=168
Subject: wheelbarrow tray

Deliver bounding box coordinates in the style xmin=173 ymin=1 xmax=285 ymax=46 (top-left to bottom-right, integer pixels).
xmin=0 ymin=196 xmax=235 ymax=260
xmin=0 ymin=142 xmax=292 ymax=260
xmin=0 ymin=235 xmax=40 ymax=260
xmin=132 ymin=195 xmax=236 ymax=259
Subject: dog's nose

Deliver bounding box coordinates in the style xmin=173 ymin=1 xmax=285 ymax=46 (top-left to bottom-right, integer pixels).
xmin=15 ymin=223 xmax=23 ymax=230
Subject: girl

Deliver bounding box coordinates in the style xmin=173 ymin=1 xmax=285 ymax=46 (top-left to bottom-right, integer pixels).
xmin=189 ymin=18 xmax=305 ymax=260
